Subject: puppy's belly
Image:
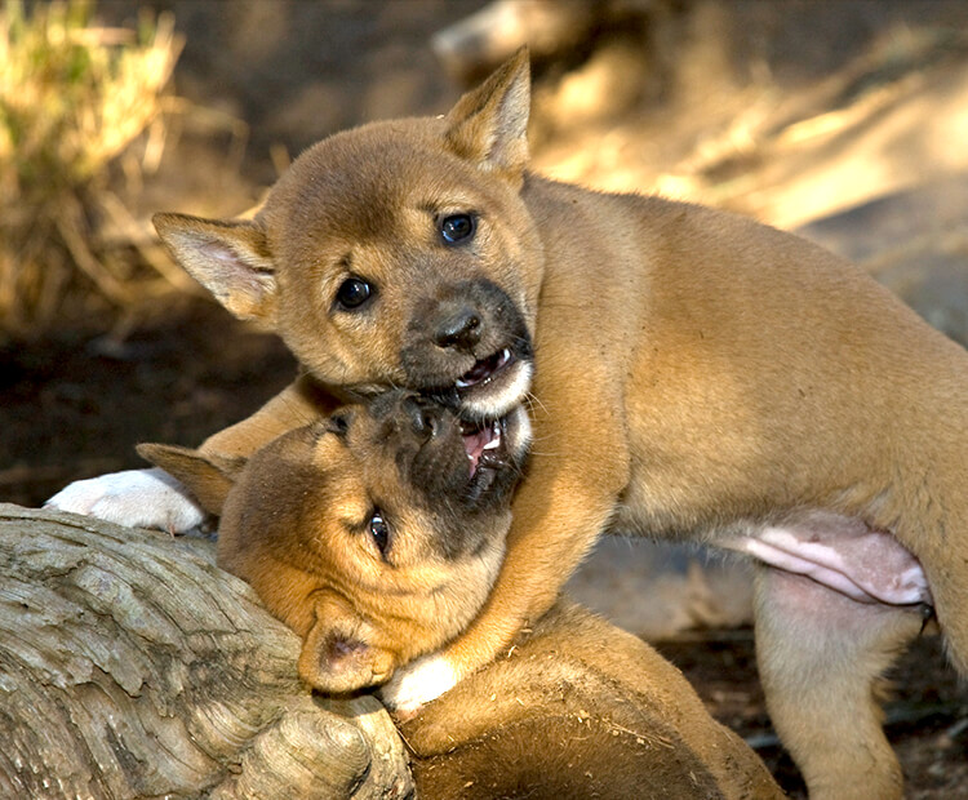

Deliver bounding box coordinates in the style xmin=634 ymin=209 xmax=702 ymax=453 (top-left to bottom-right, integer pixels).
xmin=721 ymin=510 xmax=932 ymax=607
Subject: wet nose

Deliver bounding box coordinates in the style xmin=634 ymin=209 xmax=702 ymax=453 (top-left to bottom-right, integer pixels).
xmin=433 ymin=306 xmax=482 ymax=352
xmin=401 ymin=394 xmax=442 ymax=440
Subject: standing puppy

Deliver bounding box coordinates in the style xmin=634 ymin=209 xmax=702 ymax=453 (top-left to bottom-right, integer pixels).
xmin=50 ymin=51 xmax=968 ymax=799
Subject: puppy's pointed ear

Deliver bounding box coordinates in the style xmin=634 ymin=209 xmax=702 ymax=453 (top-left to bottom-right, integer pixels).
xmin=136 ymin=443 xmax=246 ymax=516
xmin=298 ymin=593 xmax=396 ymax=694
xmin=444 ymin=47 xmax=530 ymax=184
xmin=153 ymin=213 xmax=278 ymax=324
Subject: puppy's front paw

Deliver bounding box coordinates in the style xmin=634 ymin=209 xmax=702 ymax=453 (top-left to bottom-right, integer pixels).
xmin=379 ymin=653 xmax=460 ymax=717
xmin=45 ymin=467 xmax=206 ymax=533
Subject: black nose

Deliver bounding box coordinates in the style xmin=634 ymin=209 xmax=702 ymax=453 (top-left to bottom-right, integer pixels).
xmin=402 ymin=395 xmax=441 ymax=440
xmin=433 ymin=306 xmax=482 ymax=352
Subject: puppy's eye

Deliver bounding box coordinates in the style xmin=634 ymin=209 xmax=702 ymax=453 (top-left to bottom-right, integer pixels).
xmin=369 ymin=511 xmax=391 ymax=558
xmin=439 ymin=213 xmax=476 ymax=245
xmin=335 ymin=276 xmax=373 ymax=310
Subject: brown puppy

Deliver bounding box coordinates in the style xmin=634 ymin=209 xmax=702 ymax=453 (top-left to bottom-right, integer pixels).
xmin=141 ymin=391 xmax=531 ymax=693
xmin=143 ymin=396 xmax=784 ymax=800
xmin=50 ymin=51 xmax=968 ymax=798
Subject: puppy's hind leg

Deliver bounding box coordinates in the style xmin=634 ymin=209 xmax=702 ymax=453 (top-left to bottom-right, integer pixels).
xmin=754 ymin=565 xmax=922 ymax=800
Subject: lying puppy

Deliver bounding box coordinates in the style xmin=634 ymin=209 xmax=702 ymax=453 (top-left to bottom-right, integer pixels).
xmin=50 ymin=50 xmax=966 ymax=799
xmin=142 ymin=391 xmax=530 ymax=692
xmin=142 ymin=393 xmax=783 ymax=800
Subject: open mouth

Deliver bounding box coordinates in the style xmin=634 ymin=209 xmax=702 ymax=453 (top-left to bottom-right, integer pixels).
xmin=454 ymin=348 xmax=514 ymax=394
xmin=460 ymin=418 xmax=506 ymax=480
xmin=440 ymin=403 xmax=529 ymax=506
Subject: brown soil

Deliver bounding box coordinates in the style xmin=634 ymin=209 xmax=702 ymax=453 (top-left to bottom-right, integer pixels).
xmin=656 ymin=631 xmax=968 ymax=798
xmin=1 ymin=300 xmax=295 ymax=508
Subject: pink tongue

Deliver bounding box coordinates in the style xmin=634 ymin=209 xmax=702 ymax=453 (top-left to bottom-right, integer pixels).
xmin=463 ymin=426 xmax=494 ymax=477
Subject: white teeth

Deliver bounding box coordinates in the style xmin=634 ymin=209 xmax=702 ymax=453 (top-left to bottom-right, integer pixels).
xmin=482 ymin=423 xmax=502 ymax=450
xmin=455 ymin=349 xmax=513 ymax=391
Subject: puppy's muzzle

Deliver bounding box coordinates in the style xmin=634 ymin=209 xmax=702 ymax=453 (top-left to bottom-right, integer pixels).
xmin=400 ymin=279 xmax=533 ymax=418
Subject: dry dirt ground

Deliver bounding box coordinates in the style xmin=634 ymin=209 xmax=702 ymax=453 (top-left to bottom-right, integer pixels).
xmin=4 ymin=1 xmax=968 ymax=796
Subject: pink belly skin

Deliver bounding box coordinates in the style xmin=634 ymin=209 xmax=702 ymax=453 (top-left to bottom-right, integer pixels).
xmin=722 ymin=510 xmax=932 ymax=607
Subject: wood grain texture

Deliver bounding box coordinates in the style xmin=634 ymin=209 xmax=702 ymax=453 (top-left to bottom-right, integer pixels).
xmin=0 ymin=503 xmax=413 ymax=799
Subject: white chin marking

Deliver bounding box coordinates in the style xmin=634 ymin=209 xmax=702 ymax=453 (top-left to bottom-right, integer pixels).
xmin=460 ymin=360 xmax=533 ymax=419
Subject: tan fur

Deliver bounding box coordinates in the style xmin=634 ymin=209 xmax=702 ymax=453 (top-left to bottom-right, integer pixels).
xmin=151 ymin=51 xmax=968 ymax=798
xmin=142 ymin=394 xmax=523 ymax=694
xmin=146 ymin=402 xmax=783 ymax=800
xmin=752 ymin=569 xmax=921 ymax=800
xmin=402 ymin=599 xmax=784 ymax=800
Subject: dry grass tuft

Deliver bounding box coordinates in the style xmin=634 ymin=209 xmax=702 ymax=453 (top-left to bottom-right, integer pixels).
xmin=0 ymin=0 xmax=183 ymax=338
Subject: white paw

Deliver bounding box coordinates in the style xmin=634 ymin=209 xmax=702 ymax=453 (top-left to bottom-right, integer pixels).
xmin=45 ymin=467 xmax=206 ymax=533
xmin=378 ymin=653 xmax=460 ymax=716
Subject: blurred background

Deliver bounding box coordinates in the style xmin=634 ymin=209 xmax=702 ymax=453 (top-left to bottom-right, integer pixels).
xmin=3 ymin=1 xmax=968 ymax=795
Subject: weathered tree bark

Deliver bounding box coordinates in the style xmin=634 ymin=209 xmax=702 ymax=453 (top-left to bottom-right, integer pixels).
xmin=0 ymin=504 xmax=414 ymax=799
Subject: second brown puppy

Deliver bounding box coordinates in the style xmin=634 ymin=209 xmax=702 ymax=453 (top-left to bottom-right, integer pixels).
xmin=142 ymin=391 xmax=530 ymax=693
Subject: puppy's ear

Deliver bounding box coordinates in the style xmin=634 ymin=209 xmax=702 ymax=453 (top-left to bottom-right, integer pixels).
xmin=153 ymin=213 xmax=278 ymax=324
xmin=136 ymin=443 xmax=246 ymax=516
xmin=298 ymin=593 xmax=396 ymax=695
xmin=444 ymin=46 xmax=530 ymax=184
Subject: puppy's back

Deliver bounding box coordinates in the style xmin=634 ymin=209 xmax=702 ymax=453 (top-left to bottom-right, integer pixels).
xmin=400 ymin=601 xmax=783 ymax=799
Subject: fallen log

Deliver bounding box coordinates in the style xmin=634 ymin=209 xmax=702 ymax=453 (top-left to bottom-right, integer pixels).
xmin=0 ymin=503 xmax=413 ymax=799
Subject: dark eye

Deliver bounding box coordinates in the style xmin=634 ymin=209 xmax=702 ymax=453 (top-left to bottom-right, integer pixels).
xmin=369 ymin=511 xmax=391 ymax=557
xmin=335 ymin=276 xmax=373 ymax=310
xmin=439 ymin=213 xmax=476 ymax=245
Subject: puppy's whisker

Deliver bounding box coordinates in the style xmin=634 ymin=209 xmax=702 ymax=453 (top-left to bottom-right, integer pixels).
xmin=280 ymin=398 xmax=320 ymax=427
xmin=524 ymin=450 xmax=562 ymax=460
xmin=523 ymin=391 xmax=551 ymax=419
xmin=520 ymin=427 xmax=555 ymax=444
